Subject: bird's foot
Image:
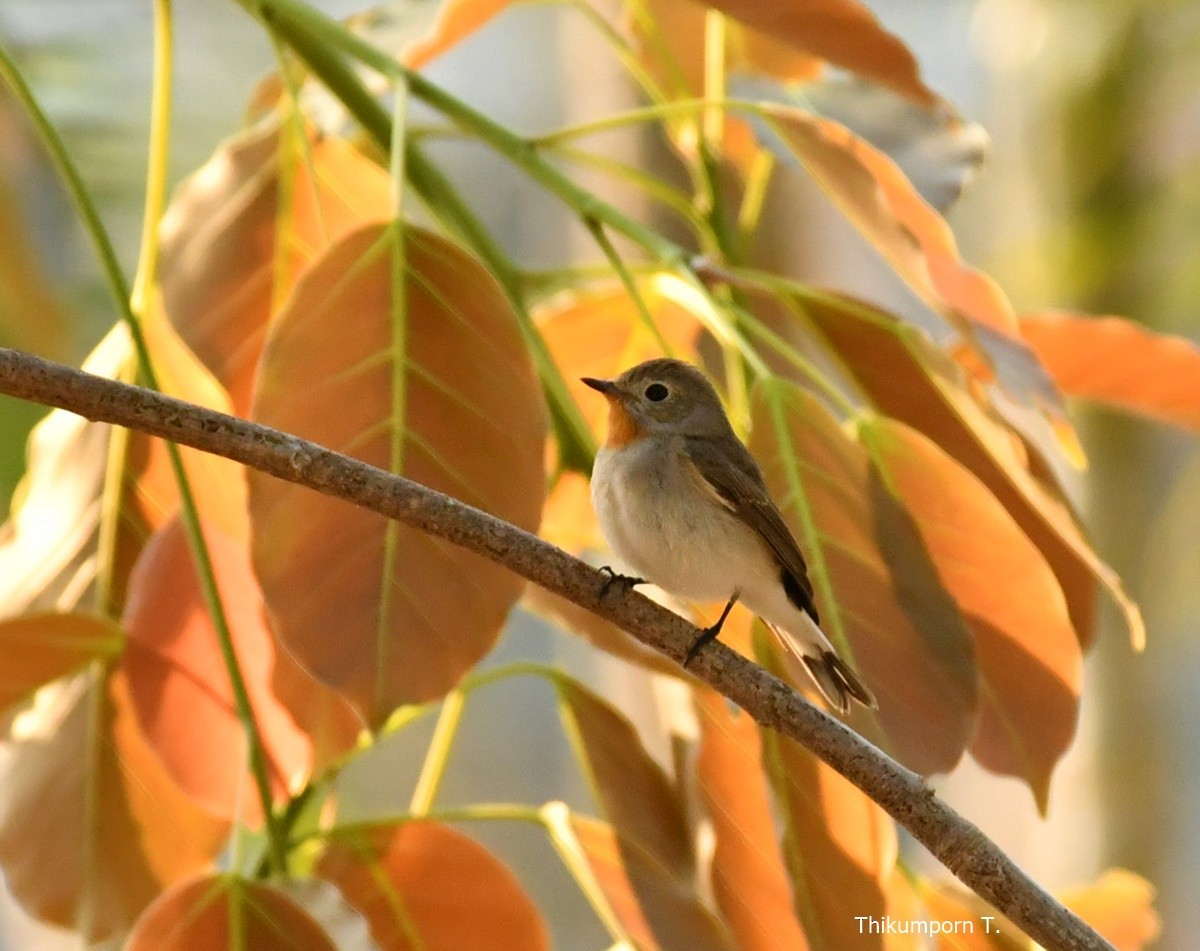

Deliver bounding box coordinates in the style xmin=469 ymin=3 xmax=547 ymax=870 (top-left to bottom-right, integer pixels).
xmin=683 ymin=593 xmax=739 ymax=667
xmin=683 ymin=624 xmax=721 ymax=667
xmin=597 ymin=565 xmax=645 ymax=600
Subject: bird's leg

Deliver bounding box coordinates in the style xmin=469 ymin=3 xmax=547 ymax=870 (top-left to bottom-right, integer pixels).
xmin=598 ymin=565 xmax=646 ymax=600
xmin=684 ymin=592 xmax=740 ymax=667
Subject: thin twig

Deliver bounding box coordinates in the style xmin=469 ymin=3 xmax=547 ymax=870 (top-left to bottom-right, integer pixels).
xmin=0 ymin=346 xmax=1115 ymax=951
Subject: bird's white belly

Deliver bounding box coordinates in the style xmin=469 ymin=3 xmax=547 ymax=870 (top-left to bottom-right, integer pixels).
xmin=591 ymin=442 xmax=769 ymax=603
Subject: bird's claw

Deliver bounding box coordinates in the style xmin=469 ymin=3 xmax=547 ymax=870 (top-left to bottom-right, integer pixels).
xmin=597 ymin=565 xmax=645 ymax=600
xmin=682 ymin=593 xmax=739 ymax=668
xmin=683 ymin=624 xmax=721 ymax=667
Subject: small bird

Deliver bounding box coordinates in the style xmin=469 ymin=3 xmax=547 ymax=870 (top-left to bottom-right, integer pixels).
xmin=583 ymin=358 xmax=875 ymax=714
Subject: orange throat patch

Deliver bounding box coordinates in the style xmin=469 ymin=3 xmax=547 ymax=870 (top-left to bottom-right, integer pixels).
xmin=603 ymin=399 xmax=644 ymax=447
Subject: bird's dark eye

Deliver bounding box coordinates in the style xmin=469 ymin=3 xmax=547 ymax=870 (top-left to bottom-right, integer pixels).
xmin=645 ymin=383 xmax=669 ymax=402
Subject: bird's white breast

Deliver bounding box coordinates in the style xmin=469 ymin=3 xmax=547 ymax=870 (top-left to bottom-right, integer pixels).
xmin=591 ymin=438 xmax=773 ymax=603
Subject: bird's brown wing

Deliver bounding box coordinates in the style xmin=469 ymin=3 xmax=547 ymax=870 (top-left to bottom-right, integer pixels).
xmin=683 ymin=437 xmax=820 ymax=623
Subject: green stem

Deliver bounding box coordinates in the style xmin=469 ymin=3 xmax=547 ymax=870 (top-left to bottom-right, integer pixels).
xmin=552 ymin=0 xmax=669 ymax=104
xmin=532 ymin=99 xmax=724 ymax=147
xmin=390 ymin=72 xmax=410 ymax=218
xmin=0 ymin=32 xmax=286 ymax=874
xmin=735 ymin=149 xmax=775 ymax=259
xmin=459 ymin=659 xmax=566 ymax=694
xmin=736 ymin=304 xmax=860 ymax=418
xmin=542 ymin=143 xmax=708 ymax=235
xmin=582 ymin=218 xmax=673 ymax=356
xmin=296 ymin=802 xmax=546 ymax=847
xmin=701 ymin=10 xmax=727 ymax=149
xmin=130 ymin=0 xmax=174 ymax=314
xmin=408 ymin=689 xmax=467 ymax=816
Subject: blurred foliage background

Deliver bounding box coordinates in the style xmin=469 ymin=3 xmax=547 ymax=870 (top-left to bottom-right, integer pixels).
xmin=0 ymin=0 xmax=1196 ymax=947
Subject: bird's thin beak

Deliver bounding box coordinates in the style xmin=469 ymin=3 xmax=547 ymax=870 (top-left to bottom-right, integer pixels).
xmin=581 ymin=377 xmax=619 ymax=398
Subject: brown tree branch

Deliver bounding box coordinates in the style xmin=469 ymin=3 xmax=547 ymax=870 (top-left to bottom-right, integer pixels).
xmin=0 ymin=346 xmax=1114 ymax=951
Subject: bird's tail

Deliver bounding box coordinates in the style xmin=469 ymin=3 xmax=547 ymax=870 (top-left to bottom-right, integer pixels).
xmin=766 ymin=620 xmax=876 ymax=714
xmin=800 ymin=650 xmax=876 ymax=715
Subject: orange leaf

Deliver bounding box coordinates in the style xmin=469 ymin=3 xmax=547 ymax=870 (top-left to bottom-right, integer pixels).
xmin=760 ymin=714 xmax=896 ymax=951
xmin=772 ymin=114 xmax=1016 ymax=337
xmin=696 ymin=688 xmax=809 ymax=951
xmin=636 ymin=0 xmax=822 ymax=96
xmin=803 ymin=293 xmax=1144 ymax=650
xmin=630 ymin=0 xmax=814 ymax=169
xmin=881 ymin=870 xmax=928 ymax=951
xmin=159 ymin=119 xmax=392 ymax=412
xmin=1058 ymin=869 xmax=1161 ymax=951
xmin=125 ymin=300 xmax=249 ymax=544
xmin=539 ymin=469 xmax=604 ymax=553
xmin=249 ymin=223 xmax=545 ymax=725
xmin=125 ymin=874 xmax=337 ymax=951
xmin=860 ymin=416 xmax=1082 ymax=809
xmin=1021 ymin=312 xmax=1200 ymax=432
xmin=0 ymin=326 xmax=131 ymax=616
xmin=318 ymin=821 xmax=549 ymax=951
xmin=0 ymin=612 xmax=123 ymax=713
xmin=0 ymin=669 xmax=227 ymax=941
xmin=750 ymin=378 xmax=977 ymax=775
xmin=555 ymin=677 xmax=693 ymax=878
xmin=271 ymin=642 xmax=365 ymax=777
xmin=120 ymin=517 xmax=312 ymax=818
xmin=546 ymin=809 xmax=733 ymax=950
xmin=402 ymin=0 xmax=515 ymax=69
xmin=699 ymin=0 xmax=936 ymax=106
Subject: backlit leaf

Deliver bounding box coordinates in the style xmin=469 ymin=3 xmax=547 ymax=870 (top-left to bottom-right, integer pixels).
xmin=750 ymin=378 xmax=977 ymax=775
xmin=125 ymin=874 xmax=337 ymax=951
xmin=271 ymin=642 xmax=365 ymax=777
xmin=698 ymin=0 xmax=937 ymax=106
xmin=555 ymin=677 xmax=693 ymax=878
xmin=771 ymin=113 xmax=1016 ymax=337
xmin=402 ymin=0 xmax=515 ymax=69
xmin=859 ymin=416 xmax=1081 ymax=809
xmin=249 ymin=223 xmax=545 ymax=725
xmin=732 ymin=74 xmax=988 ymax=212
xmin=695 ymin=688 xmax=809 ymax=951
xmin=0 ymin=326 xmax=130 ymax=616
xmin=159 ymin=118 xmax=392 ymax=412
xmin=760 ymin=707 xmax=896 ymax=951
xmin=317 ymin=821 xmax=549 ymax=951
xmin=0 ymin=669 xmax=227 ymax=941
xmin=1020 ymin=312 xmax=1200 ymax=432
xmin=1059 ymin=869 xmax=1161 ymax=951
xmin=0 ymin=612 xmax=123 ymax=714
xmin=802 ymin=293 xmax=1143 ymax=649
xmin=123 ymin=301 xmax=248 ymax=544
xmin=121 ymin=517 xmax=312 ymax=818
xmin=634 ymin=0 xmax=822 ymax=98
xmin=544 ymin=808 xmax=732 ymax=951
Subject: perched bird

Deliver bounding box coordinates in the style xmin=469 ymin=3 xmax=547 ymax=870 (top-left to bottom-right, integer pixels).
xmin=583 ymin=358 xmax=875 ymax=713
